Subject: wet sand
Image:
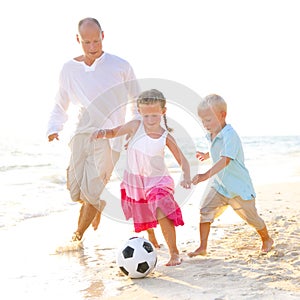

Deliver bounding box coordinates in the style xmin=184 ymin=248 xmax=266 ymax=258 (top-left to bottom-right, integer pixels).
xmin=1 ymin=179 xmax=300 ymax=300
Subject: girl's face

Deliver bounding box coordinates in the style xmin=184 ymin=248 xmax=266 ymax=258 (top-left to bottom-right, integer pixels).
xmin=138 ymin=103 xmax=166 ymax=129
xmin=198 ymin=107 xmax=226 ymax=137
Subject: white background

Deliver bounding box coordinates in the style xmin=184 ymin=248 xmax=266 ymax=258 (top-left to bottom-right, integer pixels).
xmin=1 ymin=0 xmax=299 ymax=139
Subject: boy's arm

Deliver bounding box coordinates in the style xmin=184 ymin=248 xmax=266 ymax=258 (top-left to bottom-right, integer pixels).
xmin=192 ymin=156 xmax=231 ymax=185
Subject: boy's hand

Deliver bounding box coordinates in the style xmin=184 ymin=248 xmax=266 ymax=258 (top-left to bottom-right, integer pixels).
xmin=196 ymin=151 xmax=209 ymax=161
xmin=192 ymin=173 xmax=207 ymax=185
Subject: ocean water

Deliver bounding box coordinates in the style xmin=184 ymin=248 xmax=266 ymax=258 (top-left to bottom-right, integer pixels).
xmin=1 ymin=134 xmax=300 ymax=230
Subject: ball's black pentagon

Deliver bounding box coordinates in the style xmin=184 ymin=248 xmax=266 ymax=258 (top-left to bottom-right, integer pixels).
xmin=119 ymin=266 xmax=129 ymax=276
xmin=136 ymin=261 xmax=150 ymax=273
xmin=122 ymin=246 xmax=134 ymax=258
xmin=142 ymin=241 xmax=154 ymax=253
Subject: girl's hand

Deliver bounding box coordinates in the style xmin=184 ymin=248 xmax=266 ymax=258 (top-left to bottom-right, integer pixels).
xmin=124 ymin=133 xmax=133 ymax=150
xmin=180 ymin=178 xmax=191 ymax=189
xmin=90 ymin=129 xmax=106 ymax=141
xmin=196 ymin=151 xmax=209 ymax=161
xmin=90 ymin=131 xmax=98 ymax=141
xmin=192 ymin=173 xmax=207 ymax=185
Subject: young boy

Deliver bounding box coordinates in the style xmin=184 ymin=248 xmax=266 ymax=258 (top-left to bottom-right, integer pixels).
xmin=188 ymin=94 xmax=273 ymax=257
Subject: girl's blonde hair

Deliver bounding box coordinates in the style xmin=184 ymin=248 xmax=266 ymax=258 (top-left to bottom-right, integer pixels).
xmin=198 ymin=94 xmax=227 ymax=113
xmin=137 ymin=89 xmax=173 ymax=132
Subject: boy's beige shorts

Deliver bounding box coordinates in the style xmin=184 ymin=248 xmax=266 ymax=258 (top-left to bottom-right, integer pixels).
xmin=200 ymin=187 xmax=266 ymax=230
xmin=67 ymin=133 xmax=120 ymax=210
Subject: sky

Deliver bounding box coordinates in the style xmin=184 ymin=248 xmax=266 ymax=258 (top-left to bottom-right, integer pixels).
xmin=1 ymin=0 xmax=299 ymax=140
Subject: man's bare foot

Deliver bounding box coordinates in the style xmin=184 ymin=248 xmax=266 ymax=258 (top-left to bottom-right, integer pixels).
xmin=92 ymin=212 xmax=101 ymax=230
xmin=56 ymin=239 xmax=84 ymax=253
xmin=71 ymin=231 xmax=82 ymax=242
xmin=260 ymin=238 xmax=274 ymax=254
xmin=187 ymin=247 xmax=207 ymax=257
xmin=147 ymin=229 xmax=160 ymax=248
xmin=165 ymin=253 xmax=182 ymax=266
xmin=91 ymin=200 xmax=106 ymax=231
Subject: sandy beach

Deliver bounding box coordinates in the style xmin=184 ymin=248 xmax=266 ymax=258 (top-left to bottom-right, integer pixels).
xmin=2 ymin=0 xmax=300 ymax=298
xmin=1 ymin=175 xmax=299 ymax=300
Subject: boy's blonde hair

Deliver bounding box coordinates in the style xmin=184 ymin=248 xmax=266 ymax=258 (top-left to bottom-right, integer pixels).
xmin=198 ymin=94 xmax=227 ymax=113
xmin=137 ymin=89 xmax=173 ymax=132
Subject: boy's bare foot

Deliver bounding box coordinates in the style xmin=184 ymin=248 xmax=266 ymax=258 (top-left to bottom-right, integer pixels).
xmin=187 ymin=247 xmax=207 ymax=257
xmin=165 ymin=253 xmax=182 ymax=266
xmin=260 ymin=238 xmax=274 ymax=254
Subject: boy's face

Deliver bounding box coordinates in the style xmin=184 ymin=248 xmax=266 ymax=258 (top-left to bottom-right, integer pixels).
xmin=198 ymin=107 xmax=226 ymax=136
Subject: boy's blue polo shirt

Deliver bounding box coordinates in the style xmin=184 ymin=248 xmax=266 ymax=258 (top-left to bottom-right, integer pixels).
xmin=207 ymin=124 xmax=256 ymax=200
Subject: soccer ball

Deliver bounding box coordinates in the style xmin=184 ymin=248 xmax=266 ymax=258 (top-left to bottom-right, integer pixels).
xmin=116 ymin=237 xmax=157 ymax=278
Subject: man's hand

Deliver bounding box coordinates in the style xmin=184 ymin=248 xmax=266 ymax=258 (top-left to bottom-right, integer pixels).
xmin=48 ymin=133 xmax=59 ymax=142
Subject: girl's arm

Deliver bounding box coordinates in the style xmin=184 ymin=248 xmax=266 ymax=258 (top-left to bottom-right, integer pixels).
xmin=192 ymin=156 xmax=231 ymax=185
xmin=166 ymin=134 xmax=191 ymax=189
xmin=93 ymin=120 xmax=140 ymax=139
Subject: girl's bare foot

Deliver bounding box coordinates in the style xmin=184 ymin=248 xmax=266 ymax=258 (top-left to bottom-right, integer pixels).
xmin=147 ymin=229 xmax=160 ymax=248
xmin=261 ymin=238 xmax=274 ymax=254
xmin=165 ymin=253 xmax=182 ymax=266
xmin=187 ymin=247 xmax=207 ymax=257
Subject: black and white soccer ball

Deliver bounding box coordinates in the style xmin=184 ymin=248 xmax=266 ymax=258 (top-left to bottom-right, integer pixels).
xmin=116 ymin=237 xmax=157 ymax=278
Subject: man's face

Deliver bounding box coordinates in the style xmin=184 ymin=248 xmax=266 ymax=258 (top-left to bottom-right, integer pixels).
xmin=77 ymin=22 xmax=104 ymax=63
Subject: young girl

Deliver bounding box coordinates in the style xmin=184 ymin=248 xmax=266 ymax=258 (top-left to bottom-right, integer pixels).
xmin=93 ymin=89 xmax=191 ymax=266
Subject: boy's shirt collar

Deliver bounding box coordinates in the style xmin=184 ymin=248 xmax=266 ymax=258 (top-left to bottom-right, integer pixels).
xmin=206 ymin=124 xmax=232 ymax=142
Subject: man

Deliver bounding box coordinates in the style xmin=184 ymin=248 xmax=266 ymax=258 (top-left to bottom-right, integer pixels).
xmin=47 ymin=17 xmax=139 ymax=242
